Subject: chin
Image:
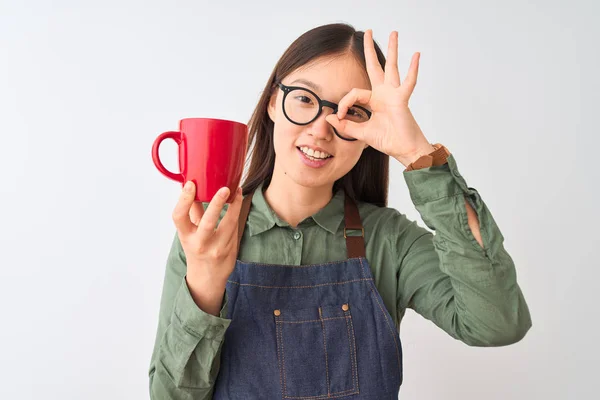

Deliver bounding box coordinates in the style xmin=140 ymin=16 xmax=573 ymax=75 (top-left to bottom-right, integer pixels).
xmin=288 ymin=171 xmax=331 ymax=188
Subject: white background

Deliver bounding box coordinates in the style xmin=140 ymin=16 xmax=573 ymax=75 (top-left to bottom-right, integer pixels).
xmin=1 ymin=0 xmax=598 ymax=399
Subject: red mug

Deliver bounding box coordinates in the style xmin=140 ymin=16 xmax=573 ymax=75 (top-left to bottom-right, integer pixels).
xmin=152 ymin=118 xmax=248 ymax=203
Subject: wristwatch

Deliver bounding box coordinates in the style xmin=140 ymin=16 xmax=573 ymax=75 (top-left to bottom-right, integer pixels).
xmin=405 ymin=143 xmax=451 ymax=171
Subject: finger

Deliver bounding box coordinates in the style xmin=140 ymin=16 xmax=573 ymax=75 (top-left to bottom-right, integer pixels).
xmin=384 ymin=31 xmax=401 ymax=87
xmin=363 ymin=29 xmax=384 ymax=86
xmin=172 ymin=181 xmax=197 ymax=236
xmin=402 ymin=53 xmax=420 ymax=95
xmin=337 ymin=88 xmax=372 ymax=119
xmin=196 ymin=186 xmax=230 ymax=240
xmin=325 ymin=114 xmax=365 ymax=142
xmin=189 ymin=201 xmax=205 ymax=226
xmin=215 ymin=187 xmax=244 ymax=244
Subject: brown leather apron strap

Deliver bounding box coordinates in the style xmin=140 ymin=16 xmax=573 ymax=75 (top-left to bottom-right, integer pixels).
xmin=237 ymin=189 xmax=365 ymax=259
xmin=238 ymin=191 xmax=254 ymax=247
xmin=344 ymin=192 xmax=366 ymax=259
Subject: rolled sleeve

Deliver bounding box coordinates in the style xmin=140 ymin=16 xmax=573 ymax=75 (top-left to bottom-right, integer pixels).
xmin=403 ymin=153 xmax=498 ymax=259
xmin=173 ymin=277 xmax=231 ymax=339
xmin=403 ymin=154 xmax=473 ymax=204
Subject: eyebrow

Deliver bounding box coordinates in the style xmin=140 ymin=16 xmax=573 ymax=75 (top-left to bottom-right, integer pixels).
xmin=290 ymin=78 xmax=322 ymax=93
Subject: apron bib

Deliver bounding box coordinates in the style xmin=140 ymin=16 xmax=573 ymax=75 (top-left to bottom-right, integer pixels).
xmin=213 ymin=190 xmax=403 ymax=399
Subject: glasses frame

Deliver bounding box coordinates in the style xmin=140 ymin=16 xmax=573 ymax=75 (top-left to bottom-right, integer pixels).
xmin=276 ymin=82 xmax=372 ymax=142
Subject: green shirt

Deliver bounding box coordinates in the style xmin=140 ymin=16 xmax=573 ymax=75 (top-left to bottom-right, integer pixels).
xmin=148 ymin=154 xmax=532 ymax=399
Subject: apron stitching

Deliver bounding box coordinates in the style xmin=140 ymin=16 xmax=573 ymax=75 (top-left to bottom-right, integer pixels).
xmin=276 ymin=317 xmax=287 ymax=397
xmin=358 ymin=257 xmax=367 ymax=280
xmin=284 ymin=388 xmax=358 ymax=399
xmin=359 ymin=257 xmax=402 ymax=375
xmin=275 ymin=312 xmax=360 ymax=400
xmin=278 ymin=317 xmax=348 ymax=324
xmin=369 ymin=288 xmax=402 ymax=377
xmin=344 ymin=314 xmax=359 ymax=393
xmin=226 ymin=278 xmax=372 ymax=289
xmin=234 ymin=259 xmax=363 ymax=268
xmin=275 ymin=317 xmax=281 ymax=397
xmin=319 ymin=308 xmax=331 ymax=397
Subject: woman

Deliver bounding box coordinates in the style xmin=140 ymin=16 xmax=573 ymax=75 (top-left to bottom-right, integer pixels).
xmin=149 ymin=23 xmax=531 ymax=399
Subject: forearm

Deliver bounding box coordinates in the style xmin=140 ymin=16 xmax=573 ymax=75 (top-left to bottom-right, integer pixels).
xmin=401 ymin=215 xmax=531 ymax=346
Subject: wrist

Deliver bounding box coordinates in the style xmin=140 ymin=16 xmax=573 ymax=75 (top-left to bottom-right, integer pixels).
xmin=404 ymin=143 xmax=451 ymax=172
xmin=185 ymin=273 xmax=227 ymax=316
xmin=187 ymin=266 xmax=229 ymax=288
xmin=394 ymin=143 xmax=436 ymax=167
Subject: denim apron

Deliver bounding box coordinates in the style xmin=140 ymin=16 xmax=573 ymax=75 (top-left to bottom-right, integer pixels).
xmin=212 ymin=190 xmax=403 ymax=399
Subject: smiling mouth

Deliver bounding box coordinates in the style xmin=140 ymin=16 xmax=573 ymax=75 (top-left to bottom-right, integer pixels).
xmin=296 ymin=146 xmax=333 ymax=161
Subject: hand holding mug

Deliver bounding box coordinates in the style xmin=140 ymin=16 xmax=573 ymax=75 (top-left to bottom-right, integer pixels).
xmin=172 ymin=180 xmax=244 ymax=316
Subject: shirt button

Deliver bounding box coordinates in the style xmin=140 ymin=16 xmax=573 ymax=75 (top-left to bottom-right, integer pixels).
xmin=293 ymin=231 xmax=301 ymax=240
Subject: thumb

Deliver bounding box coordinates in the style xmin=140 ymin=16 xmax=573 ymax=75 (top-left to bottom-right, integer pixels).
xmin=325 ymin=114 xmax=365 ymax=141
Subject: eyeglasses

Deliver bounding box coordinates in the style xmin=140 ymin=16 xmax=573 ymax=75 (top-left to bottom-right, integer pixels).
xmin=276 ymin=82 xmax=372 ymax=141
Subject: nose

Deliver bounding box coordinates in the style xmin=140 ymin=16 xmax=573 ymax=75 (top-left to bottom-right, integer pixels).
xmin=308 ymin=106 xmax=335 ymax=141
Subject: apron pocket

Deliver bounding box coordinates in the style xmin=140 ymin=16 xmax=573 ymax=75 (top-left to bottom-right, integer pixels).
xmin=274 ymin=303 xmax=360 ymax=399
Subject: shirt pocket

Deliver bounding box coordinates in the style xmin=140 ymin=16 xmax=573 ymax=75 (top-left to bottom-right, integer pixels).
xmin=273 ymin=303 xmax=360 ymax=399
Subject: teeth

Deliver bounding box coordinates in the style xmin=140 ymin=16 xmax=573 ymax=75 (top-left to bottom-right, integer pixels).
xmin=300 ymin=146 xmax=331 ymax=159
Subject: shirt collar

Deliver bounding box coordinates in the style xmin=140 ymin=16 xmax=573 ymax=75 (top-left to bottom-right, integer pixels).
xmin=247 ymin=182 xmax=345 ymax=236
xmin=311 ymin=188 xmax=345 ymax=234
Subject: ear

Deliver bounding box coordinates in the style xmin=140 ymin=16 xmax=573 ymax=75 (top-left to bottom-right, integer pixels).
xmin=267 ymin=91 xmax=278 ymax=123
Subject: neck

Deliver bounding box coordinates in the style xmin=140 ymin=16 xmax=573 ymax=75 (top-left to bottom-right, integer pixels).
xmin=263 ymin=168 xmax=334 ymax=228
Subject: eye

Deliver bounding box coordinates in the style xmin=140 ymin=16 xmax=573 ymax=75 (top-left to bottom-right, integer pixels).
xmin=293 ymin=95 xmax=314 ymax=104
xmin=346 ymin=107 xmax=369 ymax=121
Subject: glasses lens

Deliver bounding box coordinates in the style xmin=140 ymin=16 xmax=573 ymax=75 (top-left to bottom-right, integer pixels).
xmin=283 ymin=88 xmax=319 ymax=124
xmin=282 ymin=86 xmax=371 ymax=141
xmin=334 ymin=106 xmax=370 ymax=141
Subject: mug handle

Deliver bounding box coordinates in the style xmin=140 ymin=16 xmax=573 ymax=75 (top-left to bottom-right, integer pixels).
xmin=151 ymin=131 xmax=185 ymax=183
